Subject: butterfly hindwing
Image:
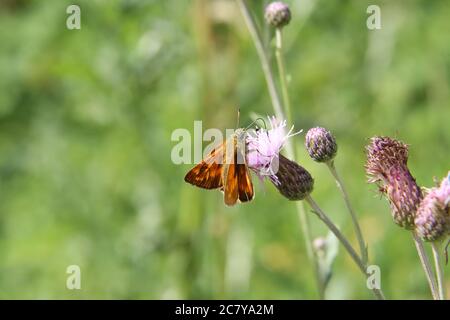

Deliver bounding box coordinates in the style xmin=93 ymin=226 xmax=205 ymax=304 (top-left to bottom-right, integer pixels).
xmin=223 ymin=135 xmax=239 ymax=206
xmin=237 ymin=162 xmax=254 ymax=203
xmin=223 ymin=133 xmax=254 ymax=206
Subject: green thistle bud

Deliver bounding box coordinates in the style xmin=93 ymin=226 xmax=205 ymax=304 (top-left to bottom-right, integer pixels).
xmin=264 ymin=1 xmax=291 ymax=28
xmin=271 ymin=154 xmax=314 ymax=200
xmin=305 ymin=127 xmax=338 ymax=163
xmin=415 ymin=173 xmax=450 ymax=241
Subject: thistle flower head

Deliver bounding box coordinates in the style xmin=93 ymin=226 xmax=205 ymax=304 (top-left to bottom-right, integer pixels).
xmin=415 ymin=172 xmax=450 ymax=241
xmin=365 ymin=136 xmax=409 ymax=184
xmin=385 ymin=164 xmax=423 ymax=229
xmin=436 ymin=172 xmax=450 ymax=207
xmin=271 ymin=154 xmax=314 ymax=200
xmin=264 ymin=1 xmax=291 ymax=28
xmin=246 ymin=116 xmax=300 ymax=183
xmin=245 ymin=117 xmax=310 ymax=200
xmin=305 ymin=127 xmax=338 ymax=163
xmin=365 ymin=136 xmax=421 ymax=229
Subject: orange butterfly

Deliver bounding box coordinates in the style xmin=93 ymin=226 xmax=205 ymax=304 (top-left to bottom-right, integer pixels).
xmin=184 ymin=128 xmax=254 ymax=206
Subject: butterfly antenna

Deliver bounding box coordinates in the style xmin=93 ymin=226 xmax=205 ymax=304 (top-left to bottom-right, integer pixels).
xmin=236 ymin=108 xmax=241 ymax=129
xmin=245 ymin=117 xmax=267 ymax=131
xmin=257 ymin=117 xmax=267 ymax=130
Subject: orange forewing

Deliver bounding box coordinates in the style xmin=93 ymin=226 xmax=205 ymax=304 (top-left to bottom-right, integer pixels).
xmin=184 ymin=144 xmax=224 ymax=189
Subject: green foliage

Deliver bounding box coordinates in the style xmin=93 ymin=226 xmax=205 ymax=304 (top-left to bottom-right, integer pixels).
xmin=0 ymin=0 xmax=448 ymax=299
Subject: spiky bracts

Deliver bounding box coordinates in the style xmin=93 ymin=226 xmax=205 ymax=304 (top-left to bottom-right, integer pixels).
xmin=305 ymin=127 xmax=337 ymax=163
xmin=366 ymin=137 xmax=422 ymax=229
xmin=415 ymin=173 xmax=450 ymax=241
xmin=271 ymin=154 xmax=314 ymax=201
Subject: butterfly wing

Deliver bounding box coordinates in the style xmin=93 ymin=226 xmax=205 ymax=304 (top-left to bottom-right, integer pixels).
xmin=237 ymin=162 xmax=254 ymax=203
xmin=236 ymin=135 xmax=254 ymax=203
xmin=184 ymin=129 xmax=254 ymax=206
xmin=184 ymin=143 xmax=224 ymax=189
xmin=223 ymin=133 xmax=254 ymax=206
xmin=223 ymin=136 xmax=239 ymax=206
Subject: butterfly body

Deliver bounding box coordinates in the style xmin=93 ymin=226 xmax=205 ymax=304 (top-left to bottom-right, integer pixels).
xmin=184 ymin=128 xmax=254 ymax=206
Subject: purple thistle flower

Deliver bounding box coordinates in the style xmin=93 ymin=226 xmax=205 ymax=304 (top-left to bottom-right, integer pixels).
xmin=365 ymin=136 xmax=409 ymax=184
xmin=246 ymin=116 xmax=300 ymax=184
xmin=365 ymin=136 xmax=422 ymax=229
xmin=415 ymin=172 xmax=450 ymax=241
xmin=437 ymin=172 xmax=450 ymax=207
xmin=246 ymin=116 xmax=312 ymax=200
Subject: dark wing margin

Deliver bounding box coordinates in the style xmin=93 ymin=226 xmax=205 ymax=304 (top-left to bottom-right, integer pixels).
xmin=237 ymin=163 xmax=254 ymax=202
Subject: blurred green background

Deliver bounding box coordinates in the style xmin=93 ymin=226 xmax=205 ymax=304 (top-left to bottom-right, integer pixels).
xmin=0 ymin=0 xmax=448 ymax=299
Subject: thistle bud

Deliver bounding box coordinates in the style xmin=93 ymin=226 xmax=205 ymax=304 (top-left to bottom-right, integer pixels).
xmin=305 ymin=127 xmax=338 ymax=163
xmin=440 ymin=172 xmax=450 ymax=207
xmin=385 ymin=164 xmax=423 ymax=229
xmin=365 ymin=136 xmax=422 ymax=229
xmin=264 ymin=1 xmax=291 ymax=28
xmin=271 ymin=154 xmax=313 ymax=200
xmin=415 ymin=173 xmax=450 ymax=241
xmin=365 ymin=136 xmax=408 ymax=183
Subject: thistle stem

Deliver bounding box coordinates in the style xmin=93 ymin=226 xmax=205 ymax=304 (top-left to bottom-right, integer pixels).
xmin=236 ymin=0 xmax=323 ymax=298
xmin=274 ymin=28 xmax=293 ymax=131
xmin=431 ymin=241 xmax=446 ymax=300
xmin=235 ymin=0 xmax=284 ymax=120
xmin=412 ymin=233 xmax=439 ymax=300
xmin=326 ymin=161 xmax=368 ymax=264
xmin=273 ymin=19 xmax=324 ymax=298
xmin=305 ymin=195 xmax=385 ymax=300
xmin=274 ymin=27 xmax=295 ymax=158
xmin=296 ymin=202 xmax=325 ymax=299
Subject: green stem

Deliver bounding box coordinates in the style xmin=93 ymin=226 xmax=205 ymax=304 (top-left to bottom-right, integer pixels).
xmin=235 ymin=0 xmax=284 ymax=120
xmin=274 ymin=27 xmax=295 ymax=158
xmin=274 ymin=28 xmax=293 ymax=131
xmin=274 ymin=25 xmax=324 ymax=298
xmin=326 ymin=160 xmax=368 ymax=264
xmin=431 ymin=241 xmax=446 ymax=300
xmin=273 ymin=20 xmax=325 ymax=298
xmin=412 ymin=233 xmax=439 ymax=300
xmin=305 ymin=195 xmax=386 ymax=300
xmin=296 ymin=202 xmax=325 ymax=299
xmin=236 ymin=0 xmax=323 ymax=298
